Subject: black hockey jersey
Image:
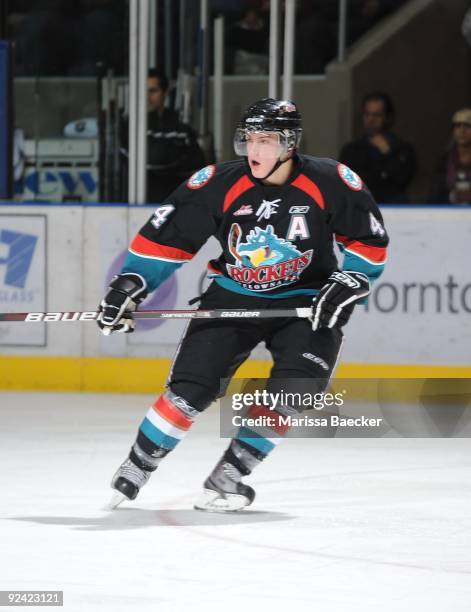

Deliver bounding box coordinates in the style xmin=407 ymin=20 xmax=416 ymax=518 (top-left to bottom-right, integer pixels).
xmin=122 ymin=155 xmax=389 ymax=298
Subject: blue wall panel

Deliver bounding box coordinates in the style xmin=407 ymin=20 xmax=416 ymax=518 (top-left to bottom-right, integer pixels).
xmin=0 ymin=41 xmax=12 ymax=199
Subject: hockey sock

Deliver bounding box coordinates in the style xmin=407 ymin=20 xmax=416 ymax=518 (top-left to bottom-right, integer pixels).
xmin=130 ymin=390 xmax=199 ymax=471
xmin=235 ymin=402 xmax=290 ymax=459
xmin=219 ymin=403 xmax=292 ymax=477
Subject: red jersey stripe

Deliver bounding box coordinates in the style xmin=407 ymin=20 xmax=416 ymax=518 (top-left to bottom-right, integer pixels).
xmin=223 ymin=175 xmax=255 ymax=213
xmin=291 ymin=174 xmax=325 ymax=209
xmin=130 ymin=234 xmax=194 ymax=262
xmin=152 ymin=395 xmax=193 ymax=431
xmin=335 ymin=234 xmax=387 ymax=263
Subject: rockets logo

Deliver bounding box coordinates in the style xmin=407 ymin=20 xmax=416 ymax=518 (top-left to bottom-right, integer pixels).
xmin=226 ymin=223 xmax=313 ymax=292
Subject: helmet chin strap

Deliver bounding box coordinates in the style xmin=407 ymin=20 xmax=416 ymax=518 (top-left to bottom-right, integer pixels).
xmin=248 ymin=153 xmax=293 ymax=181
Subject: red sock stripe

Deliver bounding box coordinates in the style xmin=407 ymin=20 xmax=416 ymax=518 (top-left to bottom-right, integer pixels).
xmin=291 ymin=174 xmax=325 ymax=209
xmin=335 ymin=234 xmax=387 ymax=263
xmin=223 ymin=175 xmax=255 ymax=212
xmin=153 ymin=395 xmax=193 ymax=431
xmin=246 ymin=404 xmax=291 ymax=436
xmin=130 ymin=234 xmax=194 ymax=262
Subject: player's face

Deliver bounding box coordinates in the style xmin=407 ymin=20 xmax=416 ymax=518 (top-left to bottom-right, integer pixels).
xmin=363 ymin=99 xmax=387 ymax=135
xmin=453 ymin=122 xmax=471 ymax=147
xmin=147 ymin=77 xmax=166 ymax=113
xmin=246 ymin=132 xmax=284 ymax=178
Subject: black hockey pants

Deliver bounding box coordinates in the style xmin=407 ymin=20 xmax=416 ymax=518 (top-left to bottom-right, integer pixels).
xmin=167 ymin=283 xmax=344 ymax=412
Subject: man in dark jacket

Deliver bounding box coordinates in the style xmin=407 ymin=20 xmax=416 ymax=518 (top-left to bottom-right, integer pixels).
xmin=340 ymin=92 xmax=416 ymax=203
xmin=121 ymin=69 xmax=206 ymax=202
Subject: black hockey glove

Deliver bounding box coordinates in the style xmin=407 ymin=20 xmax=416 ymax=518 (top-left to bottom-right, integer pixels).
xmin=311 ymin=271 xmax=370 ymax=331
xmin=97 ymin=273 xmax=148 ymax=335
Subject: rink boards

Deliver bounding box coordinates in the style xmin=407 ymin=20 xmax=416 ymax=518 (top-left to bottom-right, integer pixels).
xmin=0 ymin=205 xmax=470 ymax=391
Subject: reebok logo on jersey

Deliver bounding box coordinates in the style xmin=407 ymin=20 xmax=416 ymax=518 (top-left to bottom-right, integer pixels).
xmin=289 ymin=206 xmax=310 ymax=214
xmin=227 ymin=224 xmax=313 ymax=292
xmin=234 ymin=204 xmax=253 ymax=216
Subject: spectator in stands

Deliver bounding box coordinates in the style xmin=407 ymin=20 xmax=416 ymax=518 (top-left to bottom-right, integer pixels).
xmin=340 ymin=91 xmax=416 ymax=203
xmin=120 ymin=69 xmax=206 ymax=203
xmin=429 ymin=108 xmax=471 ymax=205
xmin=226 ymin=6 xmax=269 ymax=75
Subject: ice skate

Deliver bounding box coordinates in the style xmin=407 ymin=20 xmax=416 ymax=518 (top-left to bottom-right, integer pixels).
xmin=194 ymin=460 xmax=255 ymax=513
xmin=106 ymin=458 xmax=152 ymax=510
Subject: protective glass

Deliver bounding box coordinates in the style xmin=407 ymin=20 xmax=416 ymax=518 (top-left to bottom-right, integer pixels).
xmin=234 ymin=129 xmax=289 ymax=159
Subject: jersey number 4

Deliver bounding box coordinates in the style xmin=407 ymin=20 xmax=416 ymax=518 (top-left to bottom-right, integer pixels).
xmin=151 ymin=205 xmax=175 ymax=229
xmin=369 ymin=212 xmax=385 ymax=237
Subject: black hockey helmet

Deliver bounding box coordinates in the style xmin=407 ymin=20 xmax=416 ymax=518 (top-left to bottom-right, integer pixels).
xmin=239 ymin=98 xmax=302 ymax=131
xmin=234 ymin=98 xmax=302 ymax=156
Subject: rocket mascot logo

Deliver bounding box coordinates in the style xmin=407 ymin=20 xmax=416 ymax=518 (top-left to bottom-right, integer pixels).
xmin=226 ymin=223 xmax=313 ymax=292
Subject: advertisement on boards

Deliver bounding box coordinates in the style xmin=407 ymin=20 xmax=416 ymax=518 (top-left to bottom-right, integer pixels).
xmin=0 ymin=214 xmax=46 ymax=346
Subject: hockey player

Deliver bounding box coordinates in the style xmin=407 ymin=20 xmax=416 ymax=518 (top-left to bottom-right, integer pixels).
xmin=98 ymin=98 xmax=389 ymax=512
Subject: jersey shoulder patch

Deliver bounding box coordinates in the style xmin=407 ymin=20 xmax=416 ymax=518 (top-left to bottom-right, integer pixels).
xmin=337 ymin=163 xmax=363 ymax=191
xmin=187 ymin=165 xmax=216 ymax=190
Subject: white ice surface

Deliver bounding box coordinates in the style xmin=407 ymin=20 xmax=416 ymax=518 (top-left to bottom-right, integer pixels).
xmin=1 ymin=392 xmax=471 ymax=612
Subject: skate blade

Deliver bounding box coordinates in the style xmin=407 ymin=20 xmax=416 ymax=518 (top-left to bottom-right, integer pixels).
xmin=104 ymin=491 xmax=129 ymax=511
xmin=193 ymin=488 xmax=251 ymax=513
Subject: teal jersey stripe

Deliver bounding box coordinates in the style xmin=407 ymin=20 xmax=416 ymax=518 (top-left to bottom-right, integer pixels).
xmin=122 ymin=251 xmax=183 ymax=292
xmin=213 ymin=275 xmax=320 ymax=298
xmin=341 ymin=250 xmax=385 ymax=282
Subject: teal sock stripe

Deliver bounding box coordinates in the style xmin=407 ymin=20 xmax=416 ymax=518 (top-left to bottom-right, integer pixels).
xmin=140 ymin=417 xmax=180 ymax=450
xmin=236 ymin=426 xmax=277 ymax=455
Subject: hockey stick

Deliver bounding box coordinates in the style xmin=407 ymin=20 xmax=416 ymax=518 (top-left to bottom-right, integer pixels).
xmin=0 ymin=308 xmax=313 ymax=323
